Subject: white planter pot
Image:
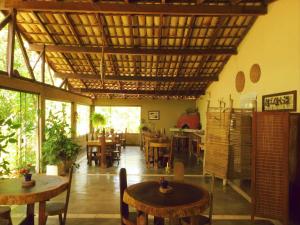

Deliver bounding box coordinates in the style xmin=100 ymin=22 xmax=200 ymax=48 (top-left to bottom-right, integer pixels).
xmin=46 ymin=165 xmax=58 ymax=175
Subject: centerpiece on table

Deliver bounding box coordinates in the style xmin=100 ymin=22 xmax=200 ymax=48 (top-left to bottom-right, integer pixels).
xmin=18 ymin=163 xmax=35 ymax=188
xmin=159 ymin=177 xmax=173 ymax=194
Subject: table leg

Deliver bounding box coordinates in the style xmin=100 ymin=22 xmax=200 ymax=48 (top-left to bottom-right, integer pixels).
xmin=169 ymin=217 xmax=179 ymax=225
xmin=137 ymin=211 xmax=148 ymax=225
xmin=154 ymin=148 xmax=158 ymax=169
xmin=38 ymin=201 xmax=47 ymax=225
xmin=87 ymin=146 xmax=91 ymax=166
xmin=154 ymin=216 xmax=164 ymax=225
xmin=25 ymin=203 xmax=35 ymax=225
xmin=100 ymin=146 xmax=107 ymax=169
xmin=190 ymin=216 xmax=199 ymax=225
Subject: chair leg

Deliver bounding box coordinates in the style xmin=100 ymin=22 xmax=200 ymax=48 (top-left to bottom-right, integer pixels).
xmin=59 ymin=213 xmax=63 ymax=225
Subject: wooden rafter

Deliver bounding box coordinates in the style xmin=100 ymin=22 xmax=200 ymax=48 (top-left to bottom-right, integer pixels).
xmin=7 ymin=8 xmax=16 ymax=77
xmin=15 ymin=28 xmax=35 ymax=80
xmin=64 ymin=13 xmax=98 ymax=77
xmin=32 ymin=11 xmax=81 ymax=86
xmin=29 ymin=44 xmax=237 ymax=56
xmin=95 ymin=14 xmax=119 ymax=77
xmin=0 ymin=13 xmax=11 ymax=31
xmin=55 ymin=72 xmax=218 ymax=82
xmin=80 ymin=88 xmax=204 ymax=96
xmin=2 ymin=1 xmax=268 ymax=15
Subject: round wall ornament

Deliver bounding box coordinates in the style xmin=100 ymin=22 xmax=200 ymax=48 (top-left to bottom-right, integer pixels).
xmin=250 ymin=64 xmax=261 ymax=83
xmin=235 ymin=71 xmax=245 ymax=92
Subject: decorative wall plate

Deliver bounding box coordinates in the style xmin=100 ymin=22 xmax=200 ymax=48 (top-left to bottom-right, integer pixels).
xmin=250 ymin=64 xmax=261 ymax=83
xmin=235 ymin=71 xmax=245 ymax=92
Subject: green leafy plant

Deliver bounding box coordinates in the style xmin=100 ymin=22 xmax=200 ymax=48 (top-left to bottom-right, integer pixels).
xmin=43 ymin=111 xmax=80 ymax=168
xmin=0 ymin=117 xmax=21 ymax=176
xmin=91 ymin=113 xmax=106 ymax=132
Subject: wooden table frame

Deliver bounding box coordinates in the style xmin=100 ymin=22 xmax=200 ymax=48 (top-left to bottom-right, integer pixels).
xmin=0 ymin=175 xmax=68 ymax=225
xmin=123 ymin=181 xmax=209 ymax=225
xmin=86 ymin=140 xmax=115 ymax=168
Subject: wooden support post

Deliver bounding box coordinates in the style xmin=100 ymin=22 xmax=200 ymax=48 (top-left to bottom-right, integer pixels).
xmin=41 ymin=45 xmax=45 ymax=83
xmin=71 ymin=102 xmax=77 ymax=138
xmin=7 ymin=8 xmax=16 ymax=77
xmin=38 ymin=94 xmax=45 ymax=173
xmin=90 ymin=104 xmax=95 ymax=133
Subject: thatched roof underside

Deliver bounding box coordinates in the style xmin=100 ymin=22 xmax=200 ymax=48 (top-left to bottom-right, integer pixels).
xmin=5 ymin=0 xmax=269 ymax=99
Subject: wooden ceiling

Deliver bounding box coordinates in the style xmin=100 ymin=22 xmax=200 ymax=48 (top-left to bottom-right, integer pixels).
xmin=2 ymin=0 xmax=269 ymax=99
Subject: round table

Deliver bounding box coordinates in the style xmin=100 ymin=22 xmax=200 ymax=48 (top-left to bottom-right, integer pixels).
xmin=0 ymin=175 xmax=68 ymax=225
xmin=123 ymin=181 xmax=209 ymax=225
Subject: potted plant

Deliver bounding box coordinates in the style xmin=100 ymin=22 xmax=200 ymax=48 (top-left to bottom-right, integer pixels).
xmin=18 ymin=163 xmax=33 ymax=181
xmin=43 ymin=111 xmax=80 ymax=175
xmin=91 ymin=113 xmax=106 ymax=134
xmin=0 ymin=117 xmax=20 ymax=177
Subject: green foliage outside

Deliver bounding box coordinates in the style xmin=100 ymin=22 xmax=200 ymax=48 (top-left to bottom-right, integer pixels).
xmin=0 ymin=117 xmax=21 ymax=176
xmin=0 ymin=89 xmax=38 ymax=176
xmin=43 ymin=110 xmax=80 ymax=167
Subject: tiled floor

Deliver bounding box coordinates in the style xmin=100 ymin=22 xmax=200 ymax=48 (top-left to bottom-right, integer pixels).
xmin=11 ymin=146 xmax=276 ymax=225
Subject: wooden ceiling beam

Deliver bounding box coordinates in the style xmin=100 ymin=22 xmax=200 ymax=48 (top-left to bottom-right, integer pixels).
xmin=29 ymin=44 xmax=237 ymax=56
xmin=2 ymin=1 xmax=267 ymax=15
xmin=55 ymin=72 xmax=218 ymax=82
xmin=0 ymin=13 xmax=11 ymax=31
xmin=80 ymin=88 xmax=204 ymax=96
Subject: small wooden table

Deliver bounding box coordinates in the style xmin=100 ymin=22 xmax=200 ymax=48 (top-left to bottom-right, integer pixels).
xmin=0 ymin=175 xmax=68 ymax=225
xmin=123 ymin=181 xmax=209 ymax=225
xmin=87 ymin=140 xmax=115 ymax=168
xmin=148 ymin=140 xmax=171 ymax=169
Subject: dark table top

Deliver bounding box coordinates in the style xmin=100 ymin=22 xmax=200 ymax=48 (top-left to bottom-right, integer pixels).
xmin=123 ymin=181 xmax=209 ymax=218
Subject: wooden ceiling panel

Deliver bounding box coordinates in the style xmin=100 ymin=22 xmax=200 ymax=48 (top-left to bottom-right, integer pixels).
xmin=2 ymin=0 xmax=269 ymax=99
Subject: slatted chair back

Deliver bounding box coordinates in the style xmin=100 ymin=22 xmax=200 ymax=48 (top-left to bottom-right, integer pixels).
xmin=119 ymin=168 xmax=129 ymax=225
xmin=62 ymin=166 xmax=74 ymax=225
xmin=174 ymin=161 xmax=185 ymax=182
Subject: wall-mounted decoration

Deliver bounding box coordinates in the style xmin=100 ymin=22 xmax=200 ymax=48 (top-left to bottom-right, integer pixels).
xmin=250 ymin=64 xmax=261 ymax=83
xmin=262 ymin=90 xmax=297 ymax=112
xmin=148 ymin=111 xmax=160 ymax=120
xmin=235 ymin=71 xmax=245 ymax=92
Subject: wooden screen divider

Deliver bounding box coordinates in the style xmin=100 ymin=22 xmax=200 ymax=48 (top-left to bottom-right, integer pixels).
xmin=228 ymin=109 xmax=252 ymax=179
xmin=204 ymin=107 xmax=253 ymax=181
xmin=252 ymin=112 xmax=289 ymax=225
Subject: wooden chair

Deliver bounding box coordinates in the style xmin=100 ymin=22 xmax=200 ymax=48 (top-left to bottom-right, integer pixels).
xmin=120 ymin=128 xmax=127 ymax=149
xmin=45 ymin=166 xmax=74 ymax=225
xmin=86 ymin=133 xmax=98 ymax=165
xmin=112 ymin=134 xmax=121 ymax=165
xmin=119 ymin=168 xmax=137 ymax=225
xmin=181 ymin=174 xmax=215 ymax=225
xmin=173 ymin=161 xmax=185 ymax=182
xmin=0 ymin=207 xmax=12 ymax=225
xmin=149 ymin=141 xmax=171 ymax=169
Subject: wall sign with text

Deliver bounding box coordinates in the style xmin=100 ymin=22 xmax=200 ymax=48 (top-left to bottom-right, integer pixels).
xmin=262 ymin=90 xmax=297 ymax=112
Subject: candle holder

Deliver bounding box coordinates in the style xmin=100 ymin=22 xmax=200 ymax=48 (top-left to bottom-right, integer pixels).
xmin=159 ymin=177 xmax=173 ymax=194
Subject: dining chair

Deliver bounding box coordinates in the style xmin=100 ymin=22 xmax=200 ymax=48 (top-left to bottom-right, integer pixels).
xmin=119 ymin=168 xmax=137 ymax=225
xmin=45 ymin=166 xmax=74 ymax=225
xmin=181 ymin=174 xmax=215 ymax=225
xmin=120 ymin=128 xmax=127 ymax=149
xmin=173 ymin=161 xmax=185 ymax=182
xmin=0 ymin=206 xmax=12 ymax=225
xmin=149 ymin=141 xmax=170 ymax=169
xmin=112 ymin=134 xmax=121 ymax=165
